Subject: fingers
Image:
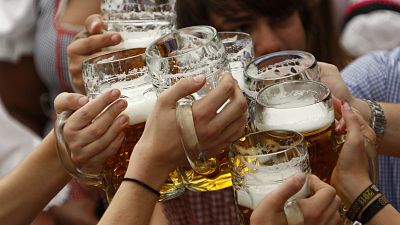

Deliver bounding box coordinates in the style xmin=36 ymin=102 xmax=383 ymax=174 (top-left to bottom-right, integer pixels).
xmin=84 ymin=14 xmax=103 ymax=34
xmin=341 ymin=101 xmax=364 ymax=146
xmin=158 ymin=74 xmax=206 ymax=108
xmin=67 ymin=32 xmax=122 ymax=56
xmin=66 ymin=89 xmax=123 ymax=130
xmin=261 ymin=173 xmax=307 ymax=212
xmin=197 ymin=73 xmax=236 ymax=115
xmin=54 ymin=92 xmax=88 ymax=113
xmin=300 ymin=175 xmax=340 ymax=225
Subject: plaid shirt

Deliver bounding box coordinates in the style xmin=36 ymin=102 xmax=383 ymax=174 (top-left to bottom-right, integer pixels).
xmin=162 ymin=188 xmax=238 ymax=225
xmin=342 ymin=47 xmax=400 ymax=210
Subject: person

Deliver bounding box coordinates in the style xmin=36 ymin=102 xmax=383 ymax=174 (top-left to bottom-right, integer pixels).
xmin=319 ymin=48 xmax=400 ymax=209
xmin=33 ymin=1 xmax=107 ymax=223
xmin=65 ymin=1 xmax=353 ymax=223
xmin=174 ymin=0 xmax=352 ymax=69
xmin=340 ymin=0 xmax=400 ymax=57
xmin=0 ymin=71 xmax=344 ymax=225
xmin=98 ymin=75 xmax=399 ymax=225
xmin=330 ymin=99 xmax=400 ymax=225
xmin=0 ymin=0 xmax=48 ymax=136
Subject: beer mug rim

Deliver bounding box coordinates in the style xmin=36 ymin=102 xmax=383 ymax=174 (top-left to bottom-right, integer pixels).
xmin=145 ymin=25 xmax=218 ymax=60
xmin=83 ymin=48 xmax=146 ymax=66
xmin=218 ymin=31 xmax=252 ymax=40
xmin=244 ymin=50 xmax=316 ymax=82
xmin=255 ymin=80 xmax=331 ymax=108
xmin=230 ymin=129 xmax=305 ymax=157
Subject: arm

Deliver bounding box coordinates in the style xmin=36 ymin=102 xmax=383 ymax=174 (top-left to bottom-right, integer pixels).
xmin=331 ymin=100 xmax=400 ymax=224
xmin=100 ymin=74 xmax=248 ymax=224
xmin=0 ymin=90 xmax=127 ymax=224
xmin=320 ymin=62 xmax=400 ymax=156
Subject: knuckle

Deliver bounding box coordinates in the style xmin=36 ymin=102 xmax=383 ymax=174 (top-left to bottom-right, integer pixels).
xmin=192 ymin=107 xmax=209 ymax=123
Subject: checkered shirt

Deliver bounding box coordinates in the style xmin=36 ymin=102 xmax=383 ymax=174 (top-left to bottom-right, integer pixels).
xmin=341 ymin=47 xmax=400 ymax=210
xmin=161 ymin=188 xmax=238 ymax=225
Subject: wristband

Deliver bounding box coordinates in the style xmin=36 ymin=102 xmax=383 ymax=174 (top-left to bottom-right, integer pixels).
xmin=346 ymin=184 xmax=380 ymax=221
xmin=123 ymin=177 xmax=161 ymax=197
xmin=359 ymin=195 xmax=389 ymax=224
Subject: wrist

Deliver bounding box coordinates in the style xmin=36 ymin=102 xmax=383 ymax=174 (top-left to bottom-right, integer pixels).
xmin=125 ymin=144 xmax=172 ymax=191
xmin=343 ymin=179 xmax=373 ymax=207
xmin=351 ymin=98 xmax=371 ymax=122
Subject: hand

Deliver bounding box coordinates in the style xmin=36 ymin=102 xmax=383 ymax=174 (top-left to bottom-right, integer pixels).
xmin=127 ymin=74 xmax=248 ymax=184
xmin=54 ymin=89 xmax=129 ymax=173
xmin=67 ymin=14 xmax=122 ymax=93
xmin=251 ymin=174 xmax=341 ymax=225
xmin=331 ymin=100 xmax=375 ymax=206
xmin=319 ymin=62 xmax=355 ymax=105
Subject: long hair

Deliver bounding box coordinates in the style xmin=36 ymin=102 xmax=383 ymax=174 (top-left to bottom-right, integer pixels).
xmin=175 ymin=0 xmax=352 ymax=69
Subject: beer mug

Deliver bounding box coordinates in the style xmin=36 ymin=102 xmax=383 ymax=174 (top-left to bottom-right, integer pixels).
xmin=146 ymin=25 xmax=232 ymax=191
xmin=244 ymin=50 xmax=319 ymax=101
xmin=253 ymin=80 xmax=378 ymax=184
xmin=101 ymin=0 xmax=176 ymax=49
xmin=218 ymin=31 xmax=255 ymax=91
xmin=229 ymin=130 xmax=311 ymax=225
xmin=55 ymin=48 xmax=184 ymax=202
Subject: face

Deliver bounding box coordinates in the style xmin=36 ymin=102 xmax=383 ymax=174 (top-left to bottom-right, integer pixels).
xmin=209 ymin=11 xmax=307 ymax=57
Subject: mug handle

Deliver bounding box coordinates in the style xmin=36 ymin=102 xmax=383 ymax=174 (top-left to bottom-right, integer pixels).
xmin=176 ymin=99 xmax=218 ymax=175
xmin=55 ymin=111 xmax=105 ymax=188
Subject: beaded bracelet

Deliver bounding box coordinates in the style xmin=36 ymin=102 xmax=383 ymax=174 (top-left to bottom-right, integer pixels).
xmin=346 ymin=184 xmax=380 ymax=221
xmin=359 ymin=195 xmax=389 ymax=224
xmin=123 ymin=177 xmax=161 ymax=197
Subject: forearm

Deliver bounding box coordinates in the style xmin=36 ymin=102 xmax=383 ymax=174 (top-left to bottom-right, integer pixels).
xmin=367 ymin=204 xmax=400 ymax=225
xmin=0 ymin=132 xmax=71 ymax=224
xmin=352 ymin=99 xmax=400 ymax=156
xmin=99 ymin=143 xmax=171 ymax=225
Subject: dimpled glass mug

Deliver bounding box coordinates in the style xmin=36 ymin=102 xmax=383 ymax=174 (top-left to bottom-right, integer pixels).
xmin=145 ymin=25 xmax=234 ymax=191
xmin=101 ymin=0 xmax=176 ymax=50
xmin=55 ymin=48 xmax=184 ymax=202
xmin=229 ymin=130 xmax=311 ymax=225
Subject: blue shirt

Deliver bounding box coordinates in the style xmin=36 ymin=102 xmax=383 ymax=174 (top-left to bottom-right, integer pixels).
xmin=342 ymin=47 xmax=400 ymax=210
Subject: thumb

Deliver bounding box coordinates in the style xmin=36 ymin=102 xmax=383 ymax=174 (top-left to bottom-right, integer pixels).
xmin=54 ymin=92 xmax=88 ymax=113
xmin=160 ymin=74 xmax=206 ymax=107
xmin=256 ymin=173 xmax=306 ymax=213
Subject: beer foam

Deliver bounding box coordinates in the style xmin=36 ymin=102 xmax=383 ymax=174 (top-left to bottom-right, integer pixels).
xmin=256 ymin=101 xmax=334 ymax=133
xmin=105 ymin=83 xmax=156 ymax=125
xmin=236 ymin=166 xmax=309 ymax=210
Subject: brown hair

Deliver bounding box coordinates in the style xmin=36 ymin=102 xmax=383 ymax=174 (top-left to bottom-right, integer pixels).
xmin=175 ymin=0 xmax=352 ymax=70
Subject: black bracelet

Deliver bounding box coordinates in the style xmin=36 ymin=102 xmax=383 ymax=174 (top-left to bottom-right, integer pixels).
xmin=123 ymin=177 xmax=161 ymax=197
xmin=346 ymin=184 xmax=380 ymax=221
xmin=359 ymin=195 xmax=389 ymax=224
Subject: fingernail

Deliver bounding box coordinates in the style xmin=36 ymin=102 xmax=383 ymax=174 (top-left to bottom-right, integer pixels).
xmin=294 ymin=173 xmax=306 ymax=182
xmin=343 ymin=100 xmax=352 ymax=111
xmin=111 ymin=89 xmax=120 ymax=97
xmin=193 ymin=74 xmax=206 ymax=83
xmin=118 ymin=100 xmax=127 ymax=109
xmin=111 ymin=34 xmax=120 ymax=43
xmin=78 ymin=96 xmax=89 ymax=106
xmin=119 ymin=115 xmax=129 ymax=125
xmin=90 ymin=21 xmax=99 ymax=32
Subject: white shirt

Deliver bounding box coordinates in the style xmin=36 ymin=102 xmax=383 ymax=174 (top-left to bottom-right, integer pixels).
xmin=0 ymin=0 xmax=37 ymax=62
xmin=0 ymin=99 xmax=69 ymax=209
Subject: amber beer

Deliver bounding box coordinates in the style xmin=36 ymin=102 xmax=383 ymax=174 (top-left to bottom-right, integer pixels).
xmin=100 ymin=84 xmax=183 ymax=200
xmin=180 ymin=149 xmax=232 ymax=192
xmin=255 ymin=94 xmax=340 ymax=183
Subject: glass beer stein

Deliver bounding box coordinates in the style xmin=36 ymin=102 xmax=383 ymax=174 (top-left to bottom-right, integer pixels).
xmin=244 ymin=50 xmax=319 ymax=101
xmin=229 ymin=130 xmax=311 ymax=225
xmin=101 ymin=0 xmax=176 ymax=50
xmin=218 ymin=31 xmax=255 ymax=91
xmin=55 ymin=48 xmax=184 ymax=202
xmin=146 ymin=25 xmax=232 ymax=191
xmin=253 ymin=80 xmax=378 ymax=184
